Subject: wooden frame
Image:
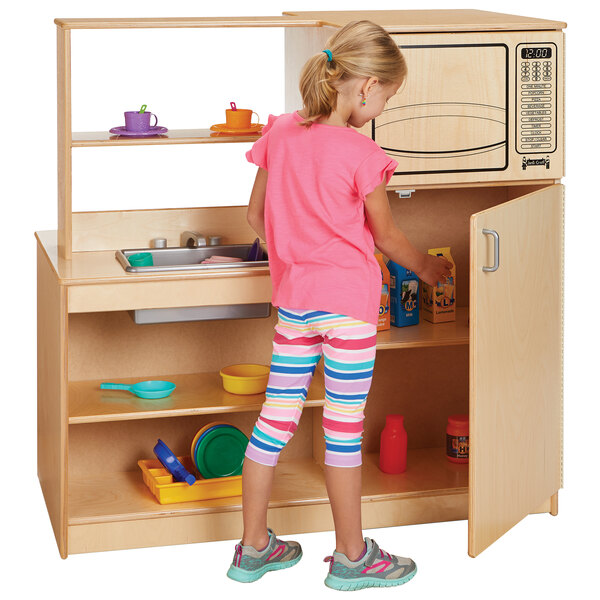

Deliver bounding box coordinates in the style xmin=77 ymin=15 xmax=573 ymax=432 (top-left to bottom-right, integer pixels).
xmin=40 ymin=10 xmax=564 ymax=559
xmin=57 ymin=27 xmax=71 ymax=260
xmin=37 ymin=183 xmax=562 ymax=558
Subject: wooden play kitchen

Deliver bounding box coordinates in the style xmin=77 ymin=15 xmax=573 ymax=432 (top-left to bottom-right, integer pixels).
xmin=37 ymin=10 xmax=565 ymax=559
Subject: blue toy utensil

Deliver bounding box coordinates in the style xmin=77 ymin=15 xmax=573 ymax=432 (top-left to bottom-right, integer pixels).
xmin=153 ymin=439 xmax=196 ymax=485
xmin=100 ymin=380 xmax=176 ymax=399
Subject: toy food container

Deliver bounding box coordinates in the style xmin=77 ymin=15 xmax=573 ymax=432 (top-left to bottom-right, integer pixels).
xmin=387 ymin=259 xmax=419 ymax=327
xmin=446 ymin=414 xmax=469 ymax=463
xmin=375 ymin=252 xmax=390 ymax=331
xmin=421 ymin=246 xmax=456 ymax=323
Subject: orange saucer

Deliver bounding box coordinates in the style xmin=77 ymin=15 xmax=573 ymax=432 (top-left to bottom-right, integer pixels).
xmin=210 ymin=122 xmax=263 ymax=134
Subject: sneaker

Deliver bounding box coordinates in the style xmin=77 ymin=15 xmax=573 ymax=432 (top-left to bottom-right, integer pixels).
xmin=323 ymin=536 xmax=417 ymax=591
xmin=227 ymin=527 xmax=303 ymax=583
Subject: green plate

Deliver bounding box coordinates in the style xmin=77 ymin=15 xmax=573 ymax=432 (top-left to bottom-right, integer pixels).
xmin=195 ymin=427 xmax=249 ymax=478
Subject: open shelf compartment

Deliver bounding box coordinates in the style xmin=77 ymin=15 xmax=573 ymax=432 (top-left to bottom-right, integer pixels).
xmin=69 ymin=450 xmax=468 ymax=526
xmin=67 ymin=307 xmax=468 ymax=424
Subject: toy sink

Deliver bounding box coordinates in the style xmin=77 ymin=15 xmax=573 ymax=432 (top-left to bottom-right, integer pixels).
xmin=115 ymin=243 xmax=268 ymax=273
xmin=117 ymin=242 xmax=272 ymax=323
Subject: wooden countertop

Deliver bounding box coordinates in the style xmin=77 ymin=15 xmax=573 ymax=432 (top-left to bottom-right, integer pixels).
xmin=35 ymin=230 xmax=270 ymax=286
xmin=282 ymin=9 xmax=566 ymax=32
xmin=54 ymin=10 xmax=566 ymax=32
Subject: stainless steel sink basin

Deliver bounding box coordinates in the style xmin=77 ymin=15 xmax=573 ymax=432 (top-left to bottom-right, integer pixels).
xmin=115 ymin=244 xmax=269 ymax=273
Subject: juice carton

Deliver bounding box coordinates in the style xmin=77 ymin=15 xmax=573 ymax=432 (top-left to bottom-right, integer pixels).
xmin=387 ymin=259 xmax=419 ymax=327
xmin=421 ymin=247 xmax=456 ymax=323
xmin=375 ymin=253 xmax=390 ymax=331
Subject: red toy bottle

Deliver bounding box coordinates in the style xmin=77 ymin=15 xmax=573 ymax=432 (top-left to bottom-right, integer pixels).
xmin=379 ymin=414 xmax=407 ymax=473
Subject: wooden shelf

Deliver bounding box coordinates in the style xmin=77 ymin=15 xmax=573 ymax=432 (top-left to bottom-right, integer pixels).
xmin=71 ymin=129 xmax=262 ymax=148
xmin=377 ymin=306 xmax=469 ymax=349
xmin=68 ymin=310 xmax=468 ymax=424
xmin=68 ymin=449 xmax=468 ymax=525
xmin=69 ymin=370 xmax=327 ymax=424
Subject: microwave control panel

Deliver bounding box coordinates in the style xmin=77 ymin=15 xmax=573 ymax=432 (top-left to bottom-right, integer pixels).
xmin=516 ymin=43 xmax=558 ymax=154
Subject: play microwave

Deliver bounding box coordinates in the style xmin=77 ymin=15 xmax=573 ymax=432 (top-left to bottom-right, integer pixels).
xmin=359 ymin=30 xmax=564 ymax=187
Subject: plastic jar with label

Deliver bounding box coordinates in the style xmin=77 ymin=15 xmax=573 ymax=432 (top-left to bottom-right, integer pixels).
xmin=446 ymin=414 xmax=469 ymax=463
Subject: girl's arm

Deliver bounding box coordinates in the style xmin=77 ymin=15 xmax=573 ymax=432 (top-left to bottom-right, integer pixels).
xmin=247 ymin=167 xmax=268 ymax=241
xmin=364 ymin=179 xmax=452 ymax=287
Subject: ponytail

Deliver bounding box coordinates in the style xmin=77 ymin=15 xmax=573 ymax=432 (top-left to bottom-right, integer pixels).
xmin=297 ymin=20 xmax=407 ymax=128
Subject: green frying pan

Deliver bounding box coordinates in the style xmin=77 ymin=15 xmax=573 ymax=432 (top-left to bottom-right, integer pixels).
xmin=100 ymin=380 xmax=176 ymax=399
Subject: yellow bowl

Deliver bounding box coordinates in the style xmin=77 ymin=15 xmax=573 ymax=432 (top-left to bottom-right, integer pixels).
xmin=219 ymin=363 xmax=270 ymax=395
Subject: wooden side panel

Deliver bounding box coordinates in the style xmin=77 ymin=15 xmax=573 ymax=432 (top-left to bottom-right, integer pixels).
xmin=469 ymin=184 xmax=563 ymax=556
xmin=37 ymin=244 xmax=69 ymax=558
xmin=284 ymin=25 xmax=334 ymax=113
xmin=57 ymin=27 xmax=72 ymax=260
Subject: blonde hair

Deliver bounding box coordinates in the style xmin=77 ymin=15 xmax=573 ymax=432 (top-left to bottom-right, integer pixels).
xmin=297 ymin=20 xmax=407 ymax=128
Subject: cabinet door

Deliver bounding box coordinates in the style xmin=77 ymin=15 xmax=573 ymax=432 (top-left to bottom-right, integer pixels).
xmin=469 ymin=184 xmax=563 ymax=557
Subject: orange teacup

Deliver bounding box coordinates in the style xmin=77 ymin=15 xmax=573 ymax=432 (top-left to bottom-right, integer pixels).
xmin=226 ymin=108 xmax=260 ymax=130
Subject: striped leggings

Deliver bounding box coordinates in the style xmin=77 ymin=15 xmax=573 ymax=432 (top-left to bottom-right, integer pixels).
xmin=244 ymin=307 xmax=377 ymax=468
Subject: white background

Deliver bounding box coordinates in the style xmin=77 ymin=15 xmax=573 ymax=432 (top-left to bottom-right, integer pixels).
xmin=2 ymin=1 xmax=597 ymax=598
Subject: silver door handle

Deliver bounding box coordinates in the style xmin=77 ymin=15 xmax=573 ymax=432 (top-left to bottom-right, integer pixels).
xmin=482 ymin=228 xmax=499 ymax=272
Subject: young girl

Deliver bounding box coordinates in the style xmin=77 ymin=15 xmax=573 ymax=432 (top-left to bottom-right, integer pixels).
xmin=227 ymin=20 xmax=452 ymax=591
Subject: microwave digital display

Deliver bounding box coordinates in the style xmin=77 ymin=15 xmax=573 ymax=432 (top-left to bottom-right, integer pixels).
xmin=521 ymin=47 xmax=553 ymax=59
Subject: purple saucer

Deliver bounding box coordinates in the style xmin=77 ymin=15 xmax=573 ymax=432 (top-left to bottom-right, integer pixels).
xmin=109 ymin=125 xmax=168 ymax=137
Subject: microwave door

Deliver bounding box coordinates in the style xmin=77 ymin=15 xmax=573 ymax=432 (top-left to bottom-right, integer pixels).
xmin=376 ymin=43 xmax=508 ymax=176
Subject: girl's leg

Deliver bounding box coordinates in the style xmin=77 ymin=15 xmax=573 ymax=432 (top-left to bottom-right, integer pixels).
xmin=241 ymin=458 xmax=275 ymax=549
xmin=318 ymin=315 xmax=377 ymax=560
xmin=324 ymin=463 xmax=364 ymax=560
xmin=241 ymin=308 xmax=323 ymax=548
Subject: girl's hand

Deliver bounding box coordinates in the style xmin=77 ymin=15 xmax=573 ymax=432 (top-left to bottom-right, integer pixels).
xmin=416 ymin=254 xmax=453 ymax=287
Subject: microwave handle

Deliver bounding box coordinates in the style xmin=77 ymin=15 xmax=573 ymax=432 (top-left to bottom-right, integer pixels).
xmin=482 ymin=228 xmax=500 ymax=272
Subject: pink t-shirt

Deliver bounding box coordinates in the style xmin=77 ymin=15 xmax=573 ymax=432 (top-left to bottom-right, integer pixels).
xmin=245 ymin=110 xmax=399 ymax=325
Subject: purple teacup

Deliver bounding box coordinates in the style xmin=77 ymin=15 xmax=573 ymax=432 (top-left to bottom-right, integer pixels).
xmin=124 ymin=110 xmax=158 ymax=132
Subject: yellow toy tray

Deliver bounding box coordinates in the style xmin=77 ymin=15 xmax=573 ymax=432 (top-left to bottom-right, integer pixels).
xmin=138 ymin=455 xmax=242 ymax=504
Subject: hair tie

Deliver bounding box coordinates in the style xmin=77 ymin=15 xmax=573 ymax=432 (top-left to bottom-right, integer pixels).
xmin=322 ymin=49 xmax=333 ymax=62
